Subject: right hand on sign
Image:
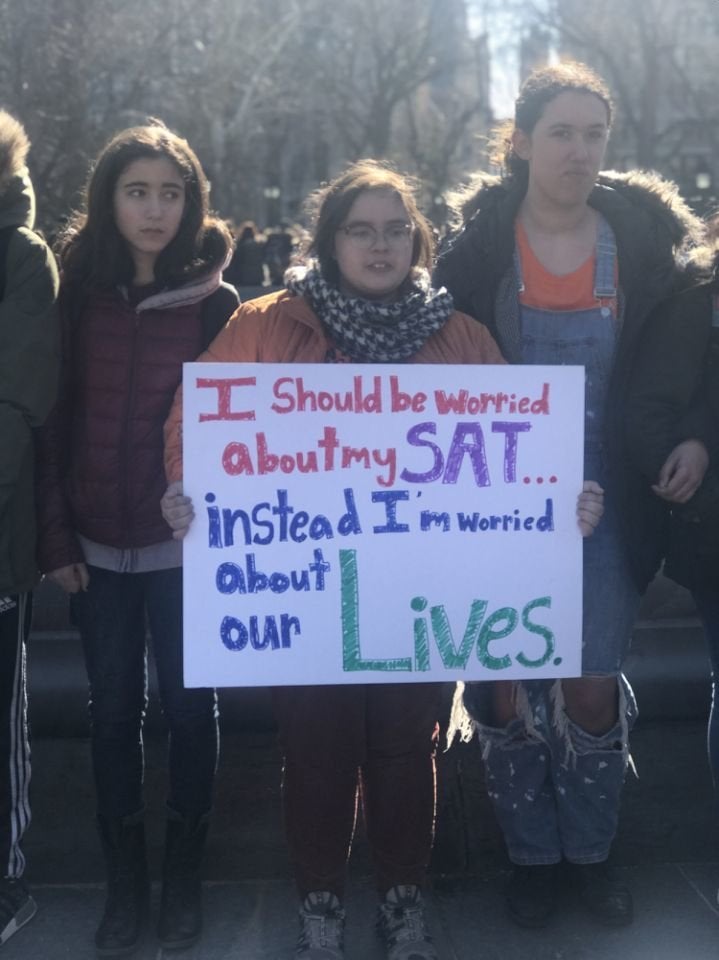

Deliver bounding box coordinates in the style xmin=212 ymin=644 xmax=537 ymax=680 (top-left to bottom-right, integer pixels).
xmin=161 ymin=481 xmax=195 ymax=540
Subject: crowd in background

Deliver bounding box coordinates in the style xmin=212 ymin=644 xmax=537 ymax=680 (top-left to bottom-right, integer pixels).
xmin=223 ymin=220 xmax=299 ymax=289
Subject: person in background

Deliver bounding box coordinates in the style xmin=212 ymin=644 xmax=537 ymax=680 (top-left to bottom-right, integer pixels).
xmin=161 ymin=158 xmax=603 ymax=960
xmin=435 ymin=61 xmax=702 ymax=929
xmin=35 ymin=120 xmax=238 ymax=956
xmin=626 ymin=232 xmax=719 ymax=805
xmin=223 ymin=219 xmax=266 ymax=288
xmin=264 ymin=219 xmax=295 ymax=285
xmin=0 ymin=109 xmax=59 ymax=948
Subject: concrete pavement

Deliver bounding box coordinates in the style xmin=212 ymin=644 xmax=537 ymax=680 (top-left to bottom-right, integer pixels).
xmin=1 ymin=717 xmax=718 ymax=959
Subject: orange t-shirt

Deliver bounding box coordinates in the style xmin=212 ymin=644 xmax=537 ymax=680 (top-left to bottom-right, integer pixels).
xmin=515 ymin=221 xmax=616 ymax=314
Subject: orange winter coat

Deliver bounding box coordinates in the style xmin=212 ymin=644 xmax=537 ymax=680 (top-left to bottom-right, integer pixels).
xmin=164 ymin=288 xmax=505 ymax=483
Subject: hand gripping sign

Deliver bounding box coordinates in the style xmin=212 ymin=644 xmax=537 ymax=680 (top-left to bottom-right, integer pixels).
xmin=181 ymin=363 xmax=584 ymax=687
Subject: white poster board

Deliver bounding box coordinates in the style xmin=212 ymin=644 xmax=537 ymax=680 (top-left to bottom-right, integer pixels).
xmin=181 ymin=363 xmax=585 ymax=687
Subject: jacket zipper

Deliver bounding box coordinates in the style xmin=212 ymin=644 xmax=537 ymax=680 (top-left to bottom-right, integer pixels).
xmin=119 ymin=305 xmax=142 ymax=545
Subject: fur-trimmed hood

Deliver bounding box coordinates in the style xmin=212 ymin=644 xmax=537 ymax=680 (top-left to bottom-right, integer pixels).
xmin=0 ymin=110 xmax=35 ymax=230
xmin=435 ymin=167 xmax=704 ymax=330
xmin=0 ymin=110 xmax=30 ymax=189
xmin=683 ymin=237 xmax=719 ymax=289
xmin=448 ymin=168 xmax=703 ymax=249
xmin=593 ymin=170 xmax=703 ymax=249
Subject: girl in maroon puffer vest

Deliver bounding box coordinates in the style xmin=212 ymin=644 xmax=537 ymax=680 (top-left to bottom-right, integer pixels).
xmin=36 ymin=120 xmax=237 ymax=956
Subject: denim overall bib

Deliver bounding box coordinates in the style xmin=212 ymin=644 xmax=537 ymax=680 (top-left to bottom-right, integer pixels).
xmin=465 ymin=218 xmax=640 ymax=865
xmin=519 ymin=217 xmax=640 ymax=671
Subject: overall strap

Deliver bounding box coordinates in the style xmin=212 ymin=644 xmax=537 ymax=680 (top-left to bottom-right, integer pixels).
xmin=512 ymin=244 xmax=525 ymax=293
xmin=593 ymin=216 xmax=617 ymax=299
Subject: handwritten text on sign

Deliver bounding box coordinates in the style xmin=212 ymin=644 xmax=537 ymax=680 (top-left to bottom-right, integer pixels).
xmin=181 ymin=364 xmax=585 ymax=687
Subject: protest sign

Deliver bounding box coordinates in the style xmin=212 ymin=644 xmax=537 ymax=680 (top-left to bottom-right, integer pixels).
xmin=181 ymin=363 xmax=584 ymax=687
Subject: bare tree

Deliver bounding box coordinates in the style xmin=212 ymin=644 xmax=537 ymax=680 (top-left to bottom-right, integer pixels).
xmin=469 ymin=0 xmax=719 ymax=206
xmin=304 ymin=0 xmax=461 ymax=158
xmin=0 ymin=0 xmax=492 ymax=228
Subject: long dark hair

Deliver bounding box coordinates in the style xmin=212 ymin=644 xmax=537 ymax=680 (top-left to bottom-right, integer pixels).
xmin=489 ymin=61 xmax=613 ymax=185
xmin=302 ymin=159 xmax=435 ymax=288
xmin=59 ymin=120 xmax=231 ymax=294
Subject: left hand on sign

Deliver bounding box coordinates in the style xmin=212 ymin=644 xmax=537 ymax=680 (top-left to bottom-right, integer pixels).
xmin=577 ymin=480 xmax=604 ymax=537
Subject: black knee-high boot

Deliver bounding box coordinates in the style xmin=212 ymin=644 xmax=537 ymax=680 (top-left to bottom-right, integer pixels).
xmin=158 ymin=810 xmax=209 ymax=950
xmin=95 ymin=812 xmax=149 ymax=957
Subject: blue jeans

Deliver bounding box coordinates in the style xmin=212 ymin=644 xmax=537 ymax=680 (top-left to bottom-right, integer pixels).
xmin=71 ymin=566 xmax=219 ymax=819
xmin=454 ymin=501 xmax=640 ymax=865
xmin=461 ymin=676 xmax=637 ymax=864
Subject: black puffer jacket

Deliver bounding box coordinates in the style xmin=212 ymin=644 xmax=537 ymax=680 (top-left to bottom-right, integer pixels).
xmin=629 ymin=246 xmax=719 ymax=592
xmin=434 ymin=170 xmax=704 ymax=593
xmin=36 ymin=246 xmax=238 ymax=574
xmin=0 ymin=122 xmax=59 ymax=594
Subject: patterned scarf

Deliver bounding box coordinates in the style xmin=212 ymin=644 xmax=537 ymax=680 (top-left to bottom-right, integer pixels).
xmin=285 ymin=264 xmax=454 ymax=362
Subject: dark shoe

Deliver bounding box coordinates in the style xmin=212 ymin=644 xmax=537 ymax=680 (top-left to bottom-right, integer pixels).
xmin=158 ymin=810 xmax=209 ymax=950
xmin=570 ymin=861 xmax=633 ymax=926
xmin=96 ymin=813 xmax=149 ymax=957
xmin=505 ymin=864 xmax=560 ymax=928
xmin=376 ymin=885 xmax=438 ymax=960
xmin=296 ymin=891 xmax=345 ymax=959
xmin=0 ymin=877 xmax=37 ymax=945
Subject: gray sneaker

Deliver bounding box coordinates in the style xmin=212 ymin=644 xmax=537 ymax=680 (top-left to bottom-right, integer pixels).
xmin=0 ymin=878 xmax=37 ymax=945
xmin=376 ymin=885 xmax=438 ymax=960
xmin=295 ymin=891 xmax=345 ymax=959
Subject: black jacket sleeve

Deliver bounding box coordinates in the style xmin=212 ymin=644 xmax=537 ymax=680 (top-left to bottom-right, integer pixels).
xmin=624 ymin=283 xmax=713 ymax=484
xmin=201 ymin=281 xmax=240 ymax=349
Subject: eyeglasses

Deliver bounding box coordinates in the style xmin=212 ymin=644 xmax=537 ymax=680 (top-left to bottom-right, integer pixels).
xmin=339 ymin=222 xmax=414 ymax=250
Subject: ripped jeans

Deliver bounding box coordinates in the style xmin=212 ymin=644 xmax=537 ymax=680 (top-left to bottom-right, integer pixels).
xmin=458 ymin=676 xmax=637 ymax=865
xmin=451 ymin=448 xmax=642 ymax=865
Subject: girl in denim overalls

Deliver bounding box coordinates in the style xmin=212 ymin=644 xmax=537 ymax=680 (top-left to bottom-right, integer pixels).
xmin=435 ymin=61 xmax=702 ymax=928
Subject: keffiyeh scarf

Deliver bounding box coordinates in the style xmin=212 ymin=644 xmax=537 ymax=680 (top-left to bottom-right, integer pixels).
xmin=285 ymin=264 xmax=454 ymax=362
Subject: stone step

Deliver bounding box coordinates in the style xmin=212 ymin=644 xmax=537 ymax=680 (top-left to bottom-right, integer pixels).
xmin=27 ymin=574 xmax=710 ymax=736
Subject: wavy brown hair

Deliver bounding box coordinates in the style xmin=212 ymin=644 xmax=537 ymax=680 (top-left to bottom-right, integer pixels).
xmin=302 ymin=159 xmax=435 ymax=287
xmin=58 ymin=120 xmax=231 ymax=294
xmin=489 ymin=61 xmax=613 ymax=184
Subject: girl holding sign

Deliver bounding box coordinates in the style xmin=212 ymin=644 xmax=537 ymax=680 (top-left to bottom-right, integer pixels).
xmin=36 ymin=121 xmax=238 ymax=955
xmin=162 ymin=159 xmax=603 ymax=960
xmin=435 ymin=62 xmax=702 ymax=928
